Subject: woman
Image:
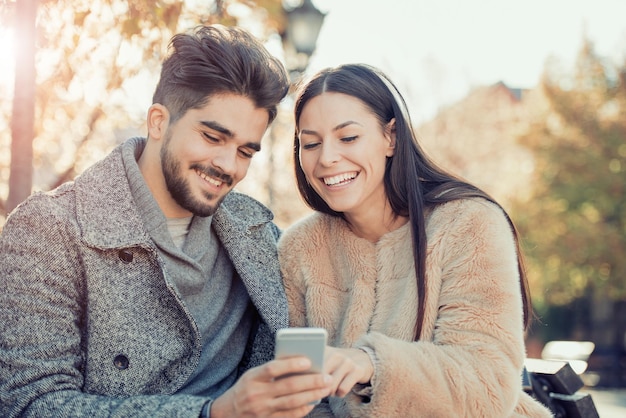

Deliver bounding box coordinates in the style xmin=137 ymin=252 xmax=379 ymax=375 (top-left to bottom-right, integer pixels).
xmin=278 ymin=64 xmax=552 ymax=417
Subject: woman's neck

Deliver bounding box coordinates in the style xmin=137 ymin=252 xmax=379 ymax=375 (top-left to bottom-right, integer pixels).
xmin=344 ymin=204 xmax=408 ymax=243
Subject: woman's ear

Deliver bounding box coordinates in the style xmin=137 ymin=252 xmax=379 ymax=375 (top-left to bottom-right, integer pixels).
xmin=385 ymin=118 xmax=397 ymax=157
xmin=147 ymin=104 xmax=169 ymax=141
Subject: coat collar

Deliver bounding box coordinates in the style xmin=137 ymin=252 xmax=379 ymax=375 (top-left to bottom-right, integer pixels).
xmin=75 ymin=138 xmax=150 ymax=249
xmin=213 ymin=199 xmax=288 ymax=332
xmin=74 ymin=137 xmax=287 ymax=330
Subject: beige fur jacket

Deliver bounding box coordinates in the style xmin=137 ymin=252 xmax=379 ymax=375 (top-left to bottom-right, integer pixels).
xmin=278 ymin=198 xmax=552 ymax=417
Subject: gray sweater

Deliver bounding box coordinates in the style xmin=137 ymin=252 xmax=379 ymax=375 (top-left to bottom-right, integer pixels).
xmin=0 ymin=137 xmax=289 ymax=418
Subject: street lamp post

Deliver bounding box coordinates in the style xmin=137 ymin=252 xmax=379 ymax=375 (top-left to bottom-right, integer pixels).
xmin=282 ymin=0 xmax=325 ymax=78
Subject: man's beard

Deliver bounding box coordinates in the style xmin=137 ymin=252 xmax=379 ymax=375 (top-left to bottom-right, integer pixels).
xmin=160 ymin=134 xmax=233 ymax=217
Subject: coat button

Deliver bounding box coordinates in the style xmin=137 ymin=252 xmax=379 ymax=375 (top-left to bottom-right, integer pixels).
xmin=113 ymin=354 xmax=129 ymax=370
xmin=118 ymin=250 xmax=133 ymax=263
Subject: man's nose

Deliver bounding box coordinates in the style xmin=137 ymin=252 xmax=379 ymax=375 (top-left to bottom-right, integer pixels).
xmin=212 ymin=146 xmax=238 ymax=174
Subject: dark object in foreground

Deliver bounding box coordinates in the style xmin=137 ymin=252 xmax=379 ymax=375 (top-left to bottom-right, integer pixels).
xmin=524 ymin=359 xmax=599 ymax=418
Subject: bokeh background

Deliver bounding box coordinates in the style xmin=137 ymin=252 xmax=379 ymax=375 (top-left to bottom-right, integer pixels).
xmin=1 ymin=0 xmax=625 ymax=400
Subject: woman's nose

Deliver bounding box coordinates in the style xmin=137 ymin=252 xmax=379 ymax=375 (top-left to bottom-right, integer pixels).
xmin=319 ymin=142 xmax=340 ymax=166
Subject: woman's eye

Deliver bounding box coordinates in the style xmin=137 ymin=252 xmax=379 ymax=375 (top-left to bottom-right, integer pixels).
xmin=341 ymin=136 xmax=357 ymax=143
xmin=301 ymin=142 xmax=320 ymax=150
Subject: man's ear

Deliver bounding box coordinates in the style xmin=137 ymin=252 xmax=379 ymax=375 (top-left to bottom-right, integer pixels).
xmin=147 ymin=104 xmax=169 ymax=141
xmin=385 ymin=118 xmax=396 ymax=157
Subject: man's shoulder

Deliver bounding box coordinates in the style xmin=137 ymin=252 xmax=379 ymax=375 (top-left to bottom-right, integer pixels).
xmin=2 ymin=139 xmax=130 ymax=236
xmin=13 ymin=182 xmax=78 ymax=219
xmin=1 ymin=183 xmax=80 ymax=243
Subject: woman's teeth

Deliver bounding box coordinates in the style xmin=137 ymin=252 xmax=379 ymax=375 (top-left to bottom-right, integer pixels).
xmin=323 ymin=172 xmax=357 ymax=186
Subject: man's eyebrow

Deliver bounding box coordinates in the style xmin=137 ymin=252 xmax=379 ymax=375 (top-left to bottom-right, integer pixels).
xmin=200 ymin=120 xmax=261 ymax=152
xmin=200 ymin=120 xmax=234 ymax=137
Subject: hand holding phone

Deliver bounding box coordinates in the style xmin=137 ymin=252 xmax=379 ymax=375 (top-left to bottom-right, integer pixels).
xmin=274 ymin=327 xmax=328 ymax=405
xmin=211 ymin=329 xmax=331 ymax=417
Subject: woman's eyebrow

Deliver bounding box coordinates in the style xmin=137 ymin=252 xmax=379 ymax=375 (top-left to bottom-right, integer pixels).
xmin=300 ymin=120 xmax=362 ymax=137
xmin=333 ymin=120 xmax=361 ymax=131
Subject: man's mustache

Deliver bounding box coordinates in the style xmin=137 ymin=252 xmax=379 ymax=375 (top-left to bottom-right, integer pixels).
xmin=192 ymin=165 xmax=234 ymax=187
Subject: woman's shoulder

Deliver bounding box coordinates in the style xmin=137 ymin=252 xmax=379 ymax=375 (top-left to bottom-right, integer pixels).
xmin=428 ymin=197 xmax=507 ymax=224
xmin=426 ymin=197 xmax=517 ymax=257
xmin=426 ymin=197 xmax=512 ymax=239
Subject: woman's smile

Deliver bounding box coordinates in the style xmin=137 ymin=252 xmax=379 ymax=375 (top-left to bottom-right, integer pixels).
xmin=322 ymin=171 xmax=359 ymax=187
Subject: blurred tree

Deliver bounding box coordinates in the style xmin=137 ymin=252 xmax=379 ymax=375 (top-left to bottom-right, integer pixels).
xmin=0 ymin=0 xmax=285 ymax=219
xmin=513 ymin=39 xmax=626 ymax=348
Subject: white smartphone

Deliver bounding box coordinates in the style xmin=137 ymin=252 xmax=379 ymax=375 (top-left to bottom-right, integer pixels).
xmin=274 ymin=327 xmax=327 ymax=375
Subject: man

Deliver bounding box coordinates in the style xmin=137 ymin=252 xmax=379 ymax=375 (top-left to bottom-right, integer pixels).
xmin=0 ymin=25 xmax=331 ymax=418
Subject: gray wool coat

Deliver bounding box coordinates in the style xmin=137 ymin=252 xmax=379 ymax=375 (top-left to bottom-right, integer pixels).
xmin=0 ymin=138 xmax=289 ymax=418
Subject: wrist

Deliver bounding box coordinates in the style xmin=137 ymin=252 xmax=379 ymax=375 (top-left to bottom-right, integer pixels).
xmin=208 ymin=394 xmax=232 ymax=418
xmin=356 ymin=346 xmax=376 ymax=384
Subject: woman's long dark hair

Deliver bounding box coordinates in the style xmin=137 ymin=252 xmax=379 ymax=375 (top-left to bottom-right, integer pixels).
xmin=293 ymin=64 xmax=532 ymax=339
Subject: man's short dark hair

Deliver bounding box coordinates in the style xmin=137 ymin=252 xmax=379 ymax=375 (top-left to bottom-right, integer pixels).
xmin=152 ymin=25 xmax=289 ymax=124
